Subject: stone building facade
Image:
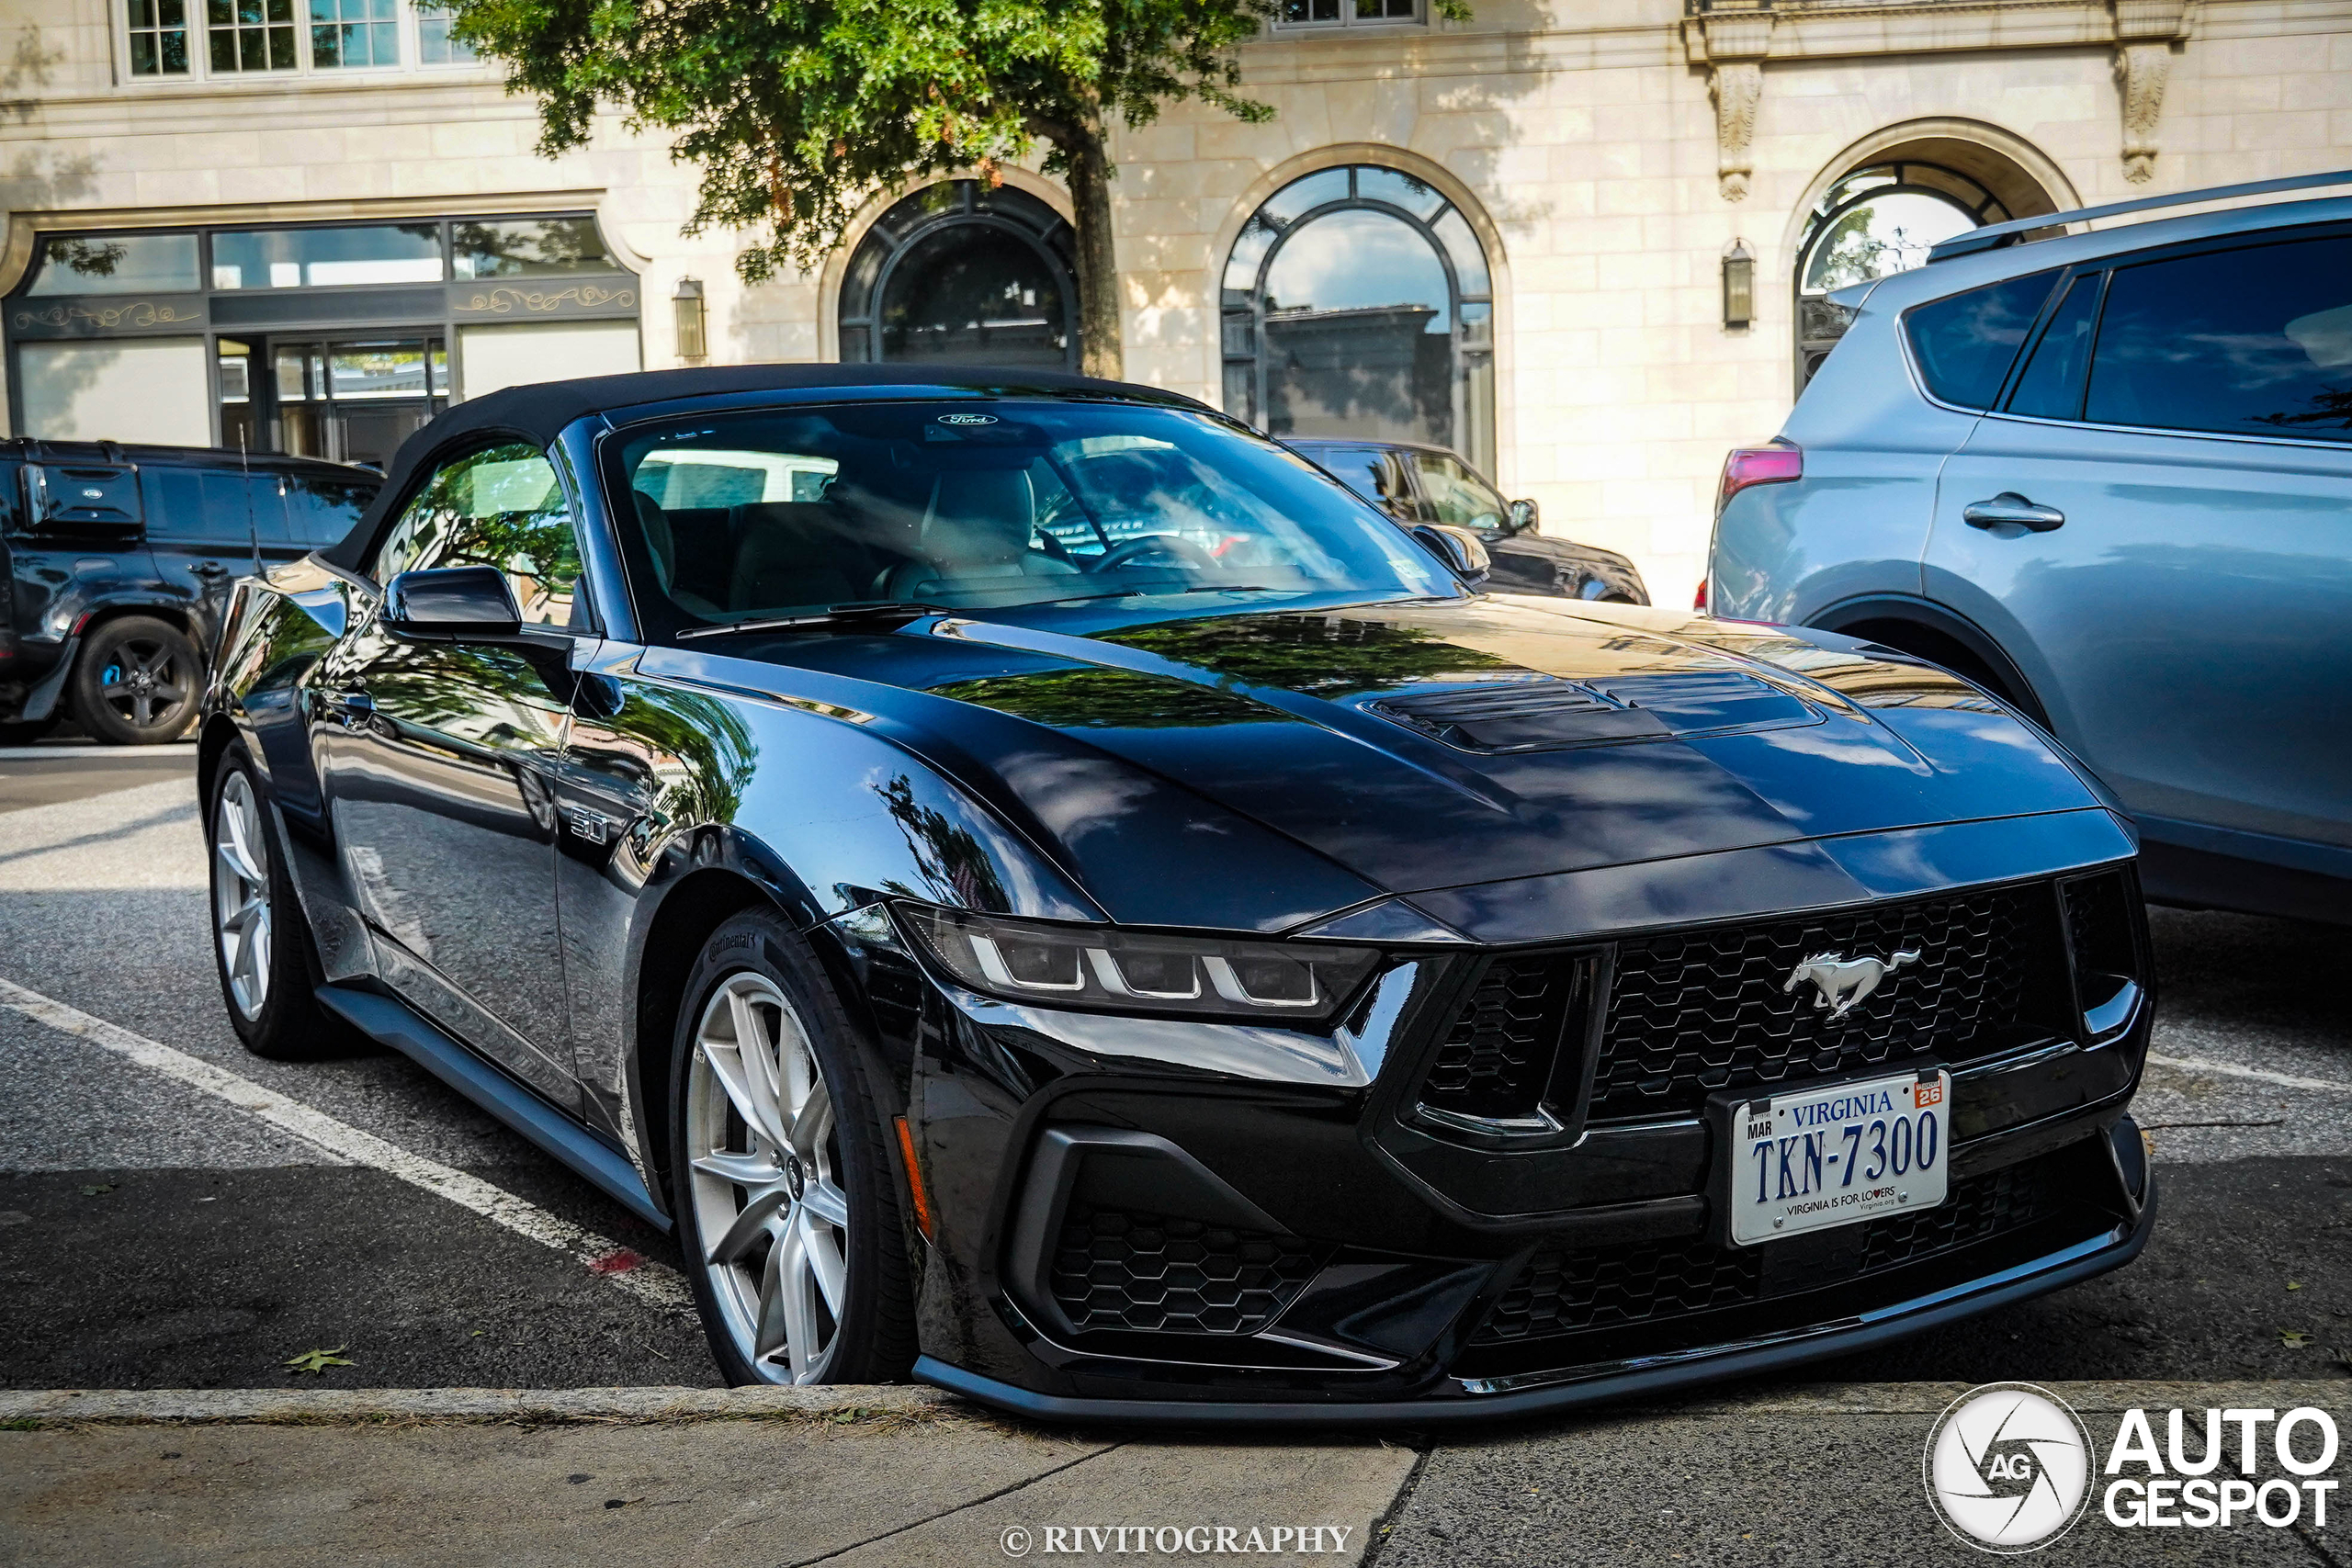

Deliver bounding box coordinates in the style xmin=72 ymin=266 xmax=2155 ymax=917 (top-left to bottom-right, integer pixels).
xmin=2 ymin=0 xmax=2346 ymax=596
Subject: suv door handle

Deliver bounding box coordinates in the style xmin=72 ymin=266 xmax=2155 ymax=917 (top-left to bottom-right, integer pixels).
xmin=190 ymin=561 xmax=229 ymax=577
xmin=327 ymin=690 xmax=374 ymax=724
xmin=1962 ymin=492 xmax=2065 ymax=532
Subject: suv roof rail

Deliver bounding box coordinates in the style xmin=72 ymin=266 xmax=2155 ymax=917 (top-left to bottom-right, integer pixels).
xmin=1926 ymin=167 xmax=2352 ymax=263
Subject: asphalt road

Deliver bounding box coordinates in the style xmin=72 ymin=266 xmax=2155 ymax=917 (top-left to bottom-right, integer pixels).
xmin=2 ymin=743 xmax=2347 ymax=1406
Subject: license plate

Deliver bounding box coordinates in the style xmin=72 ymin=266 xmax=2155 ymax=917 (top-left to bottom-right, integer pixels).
xmin=1725 ymin=1068 xmax=1950 ymax=1246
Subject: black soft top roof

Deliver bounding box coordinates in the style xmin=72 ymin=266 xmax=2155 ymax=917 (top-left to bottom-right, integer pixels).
xmin=321 ymin=362 xmax=1200 ymax=575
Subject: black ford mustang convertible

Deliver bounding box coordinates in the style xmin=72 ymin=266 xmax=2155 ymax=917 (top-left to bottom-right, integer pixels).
xmin=201 ymin=365 xmax=2154 ymax=1423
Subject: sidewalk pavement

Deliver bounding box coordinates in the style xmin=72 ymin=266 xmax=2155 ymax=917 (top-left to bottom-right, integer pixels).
xmin=3 ymin=1382 xmax=2345 ymax=1566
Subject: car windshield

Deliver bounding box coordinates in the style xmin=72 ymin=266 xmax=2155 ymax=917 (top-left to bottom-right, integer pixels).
xmin=608 ymin=400 xmax=1456 ymax=635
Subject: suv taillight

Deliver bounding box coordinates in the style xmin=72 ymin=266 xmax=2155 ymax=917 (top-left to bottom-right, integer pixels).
xmin=1717 ymin=442 xmax=1802 ymax=515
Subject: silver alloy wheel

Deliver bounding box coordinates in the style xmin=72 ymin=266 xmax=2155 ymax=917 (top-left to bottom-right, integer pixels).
xmin=685 ymin=972 xmax=852 ymax=1383
xmin=212 ymin=771 xmax=273 ymax=1021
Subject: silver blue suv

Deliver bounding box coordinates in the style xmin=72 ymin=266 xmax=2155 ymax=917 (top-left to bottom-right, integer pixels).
xmin=1709 ymin=171 xmax=2352 ymax=925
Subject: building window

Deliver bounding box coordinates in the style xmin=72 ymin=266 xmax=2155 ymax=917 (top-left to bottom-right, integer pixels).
xmin=416 ymin=3 xmax=472 ymax=62
xmin=1220 ymin=164 xmax=1496 ymax=477
xmin=310 ymin=0 xmax=398 ymax=67
xmin=1275 ymin=0 xmax=1419 ymax=28
xmin=1795 ymin=162 xmax=2007 ymax=393
xmin=27 ymin=233 xmax=202 ymax=295
xmin=126 ymin=0 xmax=193 ymax=75
xmin=836 ymin=181 xmax=1079 ymax=368
xmin=207 ymin=0 xmax=299 ymax=72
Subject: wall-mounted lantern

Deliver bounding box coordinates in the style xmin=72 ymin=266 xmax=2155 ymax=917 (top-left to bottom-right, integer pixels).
xmin=1721 ymin=240 xmax=1755 ymax=331
xmin=673 ymin=276 xmax=707 ymax=364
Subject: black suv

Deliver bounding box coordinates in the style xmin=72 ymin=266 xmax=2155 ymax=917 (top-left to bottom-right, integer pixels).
xmin=0 ymin=440 xmax=377 ymax=745
xmin=1283 ymin=438 xmax=1649 ymax=604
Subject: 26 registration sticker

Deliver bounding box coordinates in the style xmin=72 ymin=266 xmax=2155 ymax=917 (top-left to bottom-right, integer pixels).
xmin=1728 ymin=1067 xmax=1950 ymax=1246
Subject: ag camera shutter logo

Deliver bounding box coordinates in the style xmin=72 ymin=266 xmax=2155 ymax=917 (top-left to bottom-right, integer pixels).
xmin=1924 ymin=1382 xmax=2095 ymax=1553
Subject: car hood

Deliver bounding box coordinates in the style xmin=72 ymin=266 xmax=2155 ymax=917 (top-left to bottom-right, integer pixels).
xmin=656 ymin=594 xmax=2117 ymax=936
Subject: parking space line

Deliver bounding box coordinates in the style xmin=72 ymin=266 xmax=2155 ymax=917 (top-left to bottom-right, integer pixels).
xmin=0 ymin=976 xmax=692 ymax=1314
xmin=2144 ymin=1051 xmax=2352 ymax=1095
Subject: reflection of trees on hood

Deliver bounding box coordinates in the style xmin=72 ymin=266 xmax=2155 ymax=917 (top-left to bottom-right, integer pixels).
xmin=1102 ymin=613 xmax=1518 ymax=699
xmin=930 ymin=667 xmax=1286 ymax=729
xmin=877 ymin=774 xmax=1008 ymax=911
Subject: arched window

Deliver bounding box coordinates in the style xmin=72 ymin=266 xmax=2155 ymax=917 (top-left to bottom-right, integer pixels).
xmin=838 ymin=181 xmax=1079 ymax=368
xmin=1221 ymin=164 xmax=1496 ymax=475
xmin=1795 ymin=162 xmax=2010 ymax=392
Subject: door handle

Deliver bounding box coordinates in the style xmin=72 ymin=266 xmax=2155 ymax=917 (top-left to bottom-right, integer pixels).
xmin=1962 ymin=492 xmax=2065 ymax=532
xmin=328 ymin=690 xmax=374 ymax=724
xmin=190 ymin=561 xmax=229 ymax=577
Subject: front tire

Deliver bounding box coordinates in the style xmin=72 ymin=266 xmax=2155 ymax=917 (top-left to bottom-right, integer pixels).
xmin=670 ymin=909 xmax=917 ymax=1386
xmin=209 ymin=747 xmax=356 ymax=1061
xmin=73 ymin=615 xmax=200 ymax=745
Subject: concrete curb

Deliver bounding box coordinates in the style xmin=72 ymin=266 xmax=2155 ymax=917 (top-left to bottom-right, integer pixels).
xmin=6 ymin=1380 xmax=2343 ymax=1428
xmin=0 ymin=1383 xmax=962 ymax=1427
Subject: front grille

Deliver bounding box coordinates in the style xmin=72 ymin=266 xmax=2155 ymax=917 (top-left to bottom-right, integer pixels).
xmin=1050 ymin=1209 xmax=1323 ymax=1336
xmin=1417 ymin=954 xmax=1584 ymax=1121
xmin=1588 ymin=884 xmax=2061 ymax=1123
xmin=1470 ymin=1154 xmax=2067 ymax=1347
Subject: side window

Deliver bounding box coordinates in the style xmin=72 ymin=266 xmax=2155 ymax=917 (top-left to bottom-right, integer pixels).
xmin=283 ymin=472 xmax=375 ymax=548
xmin=244 ymin=474 xmax=289 ymax=547
xmin=1904 ymin=270 xmax=2059 ymax=409
xmin=1411 ymin=453 xmax=1507 ymax=530
xmin=2006 ymin=272 xmax=2104 ymax=422
xmin=369 ymin=442 xmax=582 ymax=628
xmin=139 ymin=468 xmax=254 ymax=545
xmin=2085 ymin=233 xmax=2352 ymax=441
xmin=1317 ymin=447 xmax=1400 ymax=511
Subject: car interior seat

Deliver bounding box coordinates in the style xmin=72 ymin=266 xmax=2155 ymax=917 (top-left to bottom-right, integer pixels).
xmin=880 ymin=467 xmax=1080 ymax=601
xmin=727 ymin=502 xmax=873 ymax=611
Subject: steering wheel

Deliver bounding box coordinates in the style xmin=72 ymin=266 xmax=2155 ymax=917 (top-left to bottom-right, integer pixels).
xmin=1087 ymin=533 xmax=1218 ymax=573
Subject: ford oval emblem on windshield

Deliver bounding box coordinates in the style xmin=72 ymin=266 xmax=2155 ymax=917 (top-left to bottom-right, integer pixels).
xmin=936 ymin=413 xmax=999 ymax=426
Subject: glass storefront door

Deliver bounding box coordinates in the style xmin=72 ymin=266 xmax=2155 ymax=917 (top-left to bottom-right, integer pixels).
xmin=225 ymin=335 xmax=446 ymax=469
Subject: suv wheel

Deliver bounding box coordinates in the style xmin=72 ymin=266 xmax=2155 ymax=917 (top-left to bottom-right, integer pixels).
xmin=209 ymin=746 xmax=357 ymax=1061
xmin=73 ymin=615 xmax=200 ymax=745
xmin=670 ymin=909 xmax=918 ymax=1386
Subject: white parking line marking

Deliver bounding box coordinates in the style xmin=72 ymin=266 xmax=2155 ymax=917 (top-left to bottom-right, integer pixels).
xmin=2144 ymin=1051 xmax=2352 ymax=1096
xmin=0 ymin=976 xmax=692 ymax=1314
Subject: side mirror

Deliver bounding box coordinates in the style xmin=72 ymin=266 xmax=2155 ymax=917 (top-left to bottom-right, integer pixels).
xmin=383 ymin=565 xmax=521 ymax=642
xmin=1507 ymin=498 xmax=1540 ymax=536
xmin=1410 ymin=524 xmax=1491 ymax=587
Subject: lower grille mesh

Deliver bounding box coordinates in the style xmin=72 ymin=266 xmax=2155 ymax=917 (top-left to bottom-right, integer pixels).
xmin=1470 ymin=1155 xmax=2066 ymax=1347
xmin=1050 ymin=1209 xmax=1323 ymax=1336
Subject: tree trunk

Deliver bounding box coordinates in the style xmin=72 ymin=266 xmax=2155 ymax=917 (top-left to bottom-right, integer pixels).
xmin=1060 ymin=126 xmax=1124 ymax=381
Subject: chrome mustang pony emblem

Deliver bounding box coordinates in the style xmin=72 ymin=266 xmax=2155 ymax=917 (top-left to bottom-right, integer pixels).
xmin=1783 ymin=949 xmax=1921 ymax=1018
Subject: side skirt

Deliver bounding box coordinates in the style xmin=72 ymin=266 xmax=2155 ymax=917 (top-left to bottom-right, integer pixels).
xmin=315 ymin=981 xmax=670 ymax=1233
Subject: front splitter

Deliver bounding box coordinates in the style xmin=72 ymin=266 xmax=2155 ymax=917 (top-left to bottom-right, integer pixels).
xmin=915 ymin=1182 xmax=2156 ymax=1428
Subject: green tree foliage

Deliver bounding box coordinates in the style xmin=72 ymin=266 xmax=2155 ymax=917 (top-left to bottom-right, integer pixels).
xmin=441 ymin=0 xmax=1460 ymax=378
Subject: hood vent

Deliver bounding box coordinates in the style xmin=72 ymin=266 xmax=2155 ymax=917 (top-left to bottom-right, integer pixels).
xmin=1366 ymin=670 xmax=1813 ymax=753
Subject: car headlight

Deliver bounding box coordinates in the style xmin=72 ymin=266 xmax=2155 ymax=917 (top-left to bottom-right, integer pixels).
xmin=895 ymin=905 xmax=1381 ymax=1027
